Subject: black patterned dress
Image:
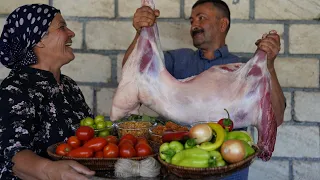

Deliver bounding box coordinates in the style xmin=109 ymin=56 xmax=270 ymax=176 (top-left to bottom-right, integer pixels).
xmin=0 ymin=66 xmax=93 ymax=179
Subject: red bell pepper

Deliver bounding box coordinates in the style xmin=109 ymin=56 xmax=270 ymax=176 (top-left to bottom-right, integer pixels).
xmin=162 ymin=131 xmax=190 ymax=143
xmin=217 ymin=109 xmax=234 ymax=132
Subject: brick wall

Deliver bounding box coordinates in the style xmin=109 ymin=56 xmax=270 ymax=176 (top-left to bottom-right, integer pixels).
xmin=0 ymin=0 xmax=319 ymax=179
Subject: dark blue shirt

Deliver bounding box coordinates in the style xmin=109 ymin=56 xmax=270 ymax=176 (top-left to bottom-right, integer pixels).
xmin=164 ymin=45 xmax=240 ymax=79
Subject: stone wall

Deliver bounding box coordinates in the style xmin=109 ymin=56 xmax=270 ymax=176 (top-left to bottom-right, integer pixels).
xmin=0 ymin=0 xmax=319 ymax=179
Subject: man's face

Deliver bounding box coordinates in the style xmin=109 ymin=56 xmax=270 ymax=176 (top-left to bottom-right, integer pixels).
xmin=189 ymin=3 xmax=222 ymax=49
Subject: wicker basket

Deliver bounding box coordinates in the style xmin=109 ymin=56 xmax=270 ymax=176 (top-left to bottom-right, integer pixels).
xmin=158 ymin=145 xmax=260 ymax=179
xmin=47 ymin=141 xmax=160 ymax=171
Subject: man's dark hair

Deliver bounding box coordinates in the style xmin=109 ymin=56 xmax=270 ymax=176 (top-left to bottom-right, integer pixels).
xmin=192 ymin=0 xmax=231 ymax=33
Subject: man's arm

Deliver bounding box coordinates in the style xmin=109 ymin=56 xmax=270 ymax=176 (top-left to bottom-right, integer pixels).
xmin=256 ymin=30 xmax=286 ymax=126
xmin=122 ymin=6 xmax=160 ymax=67
xmin=269 ymin=68 xmax=286 ymax=126
xmin=122 ymin=33 xmax=140 ymax=67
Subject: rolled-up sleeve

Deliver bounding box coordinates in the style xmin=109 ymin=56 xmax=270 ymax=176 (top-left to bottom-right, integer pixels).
xmin=0 ymin=86 xmax=36 ymax=178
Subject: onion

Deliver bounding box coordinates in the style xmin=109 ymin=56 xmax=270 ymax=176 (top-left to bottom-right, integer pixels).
xmin=220 ymin=139 xmax=246 ymax=163
xmin=189 ymin=123 xmax=212 ymax=144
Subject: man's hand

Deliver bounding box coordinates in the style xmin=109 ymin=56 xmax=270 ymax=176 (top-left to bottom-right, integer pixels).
xmin=255 ymin=30 xmax=281 ymax=70
xmin=122 ymin=6 xmax=160 ymax=67
xmin=133 ymin=6 xmax=160 ymax=34
xmin=41 ymin=160 xmax=95 ymax=180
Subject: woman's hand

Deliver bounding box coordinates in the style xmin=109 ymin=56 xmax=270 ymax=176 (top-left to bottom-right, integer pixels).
xmin=41 ymin=160 xmax=95 ymax=180
xmin=12 ymin=150 xmax=95 ymax=180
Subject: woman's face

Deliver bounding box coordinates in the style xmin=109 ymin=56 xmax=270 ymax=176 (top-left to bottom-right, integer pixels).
xmin=39 ymin=13 xmax=75 ymax=66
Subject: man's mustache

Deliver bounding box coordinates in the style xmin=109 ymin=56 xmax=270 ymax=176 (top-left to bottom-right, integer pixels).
xmin=191 ymin=28 xmax=204 ymax=37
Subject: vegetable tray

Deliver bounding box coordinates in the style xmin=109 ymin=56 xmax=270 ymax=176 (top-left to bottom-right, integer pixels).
xmin=47 ymin=141 xmax=160 ymax=171
xmin=158 ymin=145 xmax=260 ymax=179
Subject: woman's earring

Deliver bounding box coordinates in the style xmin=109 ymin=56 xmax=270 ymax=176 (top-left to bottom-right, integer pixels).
xmin=35 ymin=41 xmax=45 ymax=48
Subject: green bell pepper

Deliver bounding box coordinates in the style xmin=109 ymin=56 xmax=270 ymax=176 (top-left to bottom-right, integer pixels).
xmin=226 ymin=131 xmax=253 ymax=145
xmin=184 ymin=138 xmax=197 ymax=149
xmin=175 ymin=158 xmax=211 ymax=168
xmin=241 ymin=140 xmax=255 ymax=158
xmin=209 ymin=150 xmax=226 ymax=167
xmin=171 ymin=147 xmax=213 ymax=168
xmin=159 ymin=141 xmax=184 ymax=163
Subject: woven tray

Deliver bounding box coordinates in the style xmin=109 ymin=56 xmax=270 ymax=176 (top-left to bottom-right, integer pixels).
xmin=158 ymin=145 xmax=260 ymax=179
xmin=47 ymin=141 xmax=160 ymax=171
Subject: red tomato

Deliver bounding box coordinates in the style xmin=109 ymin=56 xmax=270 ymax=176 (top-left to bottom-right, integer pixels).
xmin=83 ymin=137 xmax=108 ymax=152
xmin=76 ymin=126 xmax=94 ymax=141
xmin=135 ymin=143 xmax=153 ymax=157
xmin=82 ymin=140 xmax=89 ymax=144
xmin=120 ymin=134 xmax=137 ymax=145
xmin=118 ymin=139 xmax=134 ymax=148
xmin=103 ymin=143 xmax=119 ymax=158
xmin=105 ymin=135 xmax=118 ymax=145
xmin=136 ymin=137 xmax=148 ymax=145
xmin=76 ymin=126 xmax=95 ymax=141
xmin=55 ymin=143 xmax=72 ymax=156
xmin=119 ymin=143 xmax=136 ymax=158
xmin=94 ymin=151 xmax=104 ymax=158
xmin=68 ymin=147 xmax=94 ymax=158
xmin=67 ymin=136 xmax=81 ymax=149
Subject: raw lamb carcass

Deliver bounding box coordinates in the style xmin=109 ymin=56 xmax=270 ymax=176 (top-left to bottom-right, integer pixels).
xmin=110 ymin=0 xmax=277 ymax=161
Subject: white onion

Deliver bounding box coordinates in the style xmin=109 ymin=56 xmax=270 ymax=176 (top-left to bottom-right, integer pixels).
xmin=220 ymin=139 xmax=246 ymax=163
xmin=189 ymin=123 xmax=213 ymax=144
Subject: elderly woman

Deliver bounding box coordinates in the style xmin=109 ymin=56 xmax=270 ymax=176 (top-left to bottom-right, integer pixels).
xmin=0 ymin=4 xmax=95 ymax=179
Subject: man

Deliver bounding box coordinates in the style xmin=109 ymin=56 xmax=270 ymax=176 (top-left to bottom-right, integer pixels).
xmin=123 ymin=0 xmax=285 ymax=127
xmin=123 ymin=0 xmax=286 ymax=178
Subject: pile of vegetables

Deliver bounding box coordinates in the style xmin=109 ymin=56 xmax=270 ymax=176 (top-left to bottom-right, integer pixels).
xmin=79 ymin=115 xmax=114 ymax=137
xmin=159 ymin=109 xmax=256 ymax=168
xmin=55 ymin=125 xmax=154 ymax=158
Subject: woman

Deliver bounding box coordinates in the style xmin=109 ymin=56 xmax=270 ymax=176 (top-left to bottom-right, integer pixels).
xmin=0 ymin=4 xmax=96 ymax=179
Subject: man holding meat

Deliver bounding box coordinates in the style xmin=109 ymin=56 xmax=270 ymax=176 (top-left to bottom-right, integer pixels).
xmin=122 ymin=0 xmax=286 ymax=179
